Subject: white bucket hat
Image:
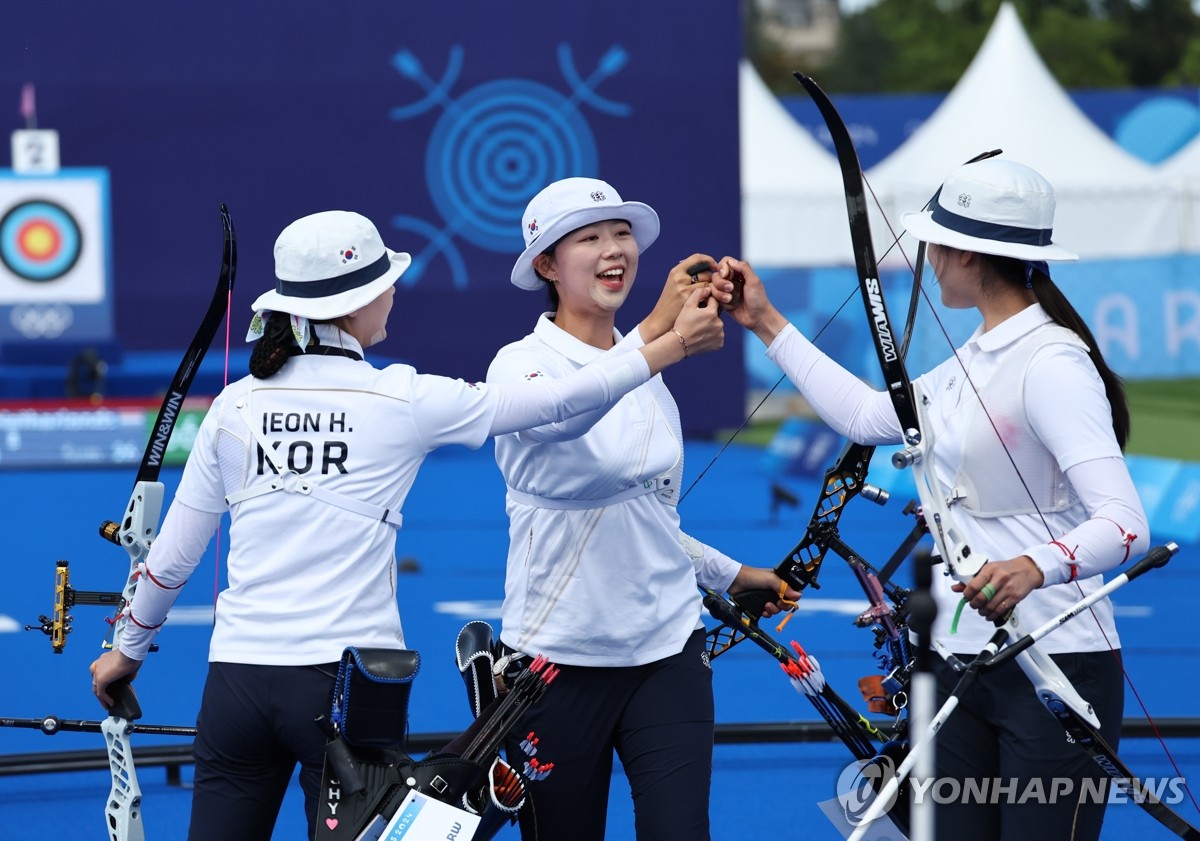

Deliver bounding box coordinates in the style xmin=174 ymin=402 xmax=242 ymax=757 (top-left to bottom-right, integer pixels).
xmin=510 ymin=177 xmax=660 ymax=291
xmin=902 ymin=158 xmax=1078 ymax=262
xmin=250 ymin=210 xmax=412 ymax=320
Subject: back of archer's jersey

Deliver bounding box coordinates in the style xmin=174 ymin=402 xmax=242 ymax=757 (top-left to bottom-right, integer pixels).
xmin=173 ymin=341 xmax=499 ymax=667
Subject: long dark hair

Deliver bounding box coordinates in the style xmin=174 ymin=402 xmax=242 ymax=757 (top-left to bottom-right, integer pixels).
xmin=982 ymin=255 xmax=1130 ymax=449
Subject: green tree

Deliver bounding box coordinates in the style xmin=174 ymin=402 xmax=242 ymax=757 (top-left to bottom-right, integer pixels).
xmin=768 ymin=0 xmax=1200 ymax=93
xmin=1165 ymin=38 xmax=1200 ymax=85
xmin=1029 ymin=6 xmax=1125 ymax=88
xmin=1107 ymin=0 xmax=1200 ymax=86
xmin=833 ymin=0 xmax=993 ymax=91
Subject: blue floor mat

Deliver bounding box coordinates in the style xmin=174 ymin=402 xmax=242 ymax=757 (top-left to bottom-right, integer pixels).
xmin=3 ymin=441 xmax=1197 ymax=839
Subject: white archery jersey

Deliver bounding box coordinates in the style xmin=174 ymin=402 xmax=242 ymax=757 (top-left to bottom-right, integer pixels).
xmin=764 ymin=305 xmax=1149 ymax=655
xmin=173 ymin=355 xmax=494 ymax=665
xmin=913 ymin=314 xmax=1139 ymax=652
xmin=488 ymin=316 xmax=740 ymax=667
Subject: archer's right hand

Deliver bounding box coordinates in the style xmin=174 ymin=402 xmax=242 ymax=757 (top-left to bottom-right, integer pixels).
xmin=671 ymin=286 xmax=725 ymax=357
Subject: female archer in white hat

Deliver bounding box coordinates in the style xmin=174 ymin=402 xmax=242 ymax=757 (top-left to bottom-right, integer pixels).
xmin=488 ymin=177 xmax=800 ymax=841
xmin=721 ymin=158 xmax=1147 ymax=841
xmin=87 ymin=209 xmax=724 ymax=841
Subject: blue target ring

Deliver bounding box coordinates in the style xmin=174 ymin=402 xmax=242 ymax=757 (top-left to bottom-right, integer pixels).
xmin=426 ymin=78 xmax=598 ymax=252
xmin=0 ymin=199 xmax=82 ymax=282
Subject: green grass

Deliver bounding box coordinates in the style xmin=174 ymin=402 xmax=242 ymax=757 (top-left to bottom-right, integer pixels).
xmin=1125 ymin=378 xmax=1200 ymax=462
xmin=716 ymin=378 xmax=1200 ymax=462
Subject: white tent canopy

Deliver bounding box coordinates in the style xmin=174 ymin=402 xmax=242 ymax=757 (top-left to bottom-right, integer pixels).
xmin=739 ymin=60 xmax=895 ymax=266
xmin=1160 ymin=130 xmax=1200 ymax=250
xmin=867 ymin=2 xmax=1181 ymax=262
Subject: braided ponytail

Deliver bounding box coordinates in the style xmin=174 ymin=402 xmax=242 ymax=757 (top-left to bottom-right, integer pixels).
xmin=248 ymin=313 xmax=296 ymax=379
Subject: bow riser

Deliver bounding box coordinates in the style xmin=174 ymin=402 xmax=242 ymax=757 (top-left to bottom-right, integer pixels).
xmin=95 ymin=482 xmax=166 ymax=834
xmin=108 ymin=480 xmax=166 ymax=599
xmin=102 ymin=717 xmax=145 ymax=841
xmin=893 ymin=386 xmax=981 ymax=579
xmin=779 ymin=442 xmax=870 ymax=585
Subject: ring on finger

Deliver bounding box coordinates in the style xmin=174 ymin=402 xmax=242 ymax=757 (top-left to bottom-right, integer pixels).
xmin=980 ymin=582 xmax=998 ymax=602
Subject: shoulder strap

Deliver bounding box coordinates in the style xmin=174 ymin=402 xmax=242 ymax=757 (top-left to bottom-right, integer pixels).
xmin=224 ymin=389 xmax=403 ymax=528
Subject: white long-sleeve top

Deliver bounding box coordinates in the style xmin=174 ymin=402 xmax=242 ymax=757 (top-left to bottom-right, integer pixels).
xmin=487 ymin=315 xmax=741 ymax=667
xmin=118 ymin=322 xmax=656 ymax=664
xmin=763 ymin=304 xmax=1148 ymax=653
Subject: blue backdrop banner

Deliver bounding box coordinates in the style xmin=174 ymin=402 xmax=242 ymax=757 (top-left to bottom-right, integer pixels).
xmin=748 ymin=256 xmax=1200 ymax=391
xmin=1 ymin=2 xmax=745 ymax=433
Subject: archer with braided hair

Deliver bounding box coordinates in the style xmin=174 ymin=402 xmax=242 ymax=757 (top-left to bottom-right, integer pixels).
xmin=89 ymin=208 xmax=724 ymax=841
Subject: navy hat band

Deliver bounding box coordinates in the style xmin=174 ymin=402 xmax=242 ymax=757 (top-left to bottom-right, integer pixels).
xmin=931 ymin=202 xmax=1055 ymax=247
xmin=276 ymin=251 xmax=391 ymax=299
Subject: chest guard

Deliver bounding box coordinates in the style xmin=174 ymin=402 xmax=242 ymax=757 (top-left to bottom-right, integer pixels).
xmin=951 ymin=324 xmax=1089 ymax=519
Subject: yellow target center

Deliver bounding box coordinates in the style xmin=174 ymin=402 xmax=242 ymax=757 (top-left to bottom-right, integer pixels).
xmin=20 ymin=222 xmax=60 ymax=260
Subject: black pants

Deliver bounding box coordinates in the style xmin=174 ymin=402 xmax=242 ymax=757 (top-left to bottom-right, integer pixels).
xmin=188 ymin=661 xmax=337 ymax=841
xmin=927 ymin=649 xmax=1124 ymax=841
xmin=504 ymin=628 xmax=715 ymax=841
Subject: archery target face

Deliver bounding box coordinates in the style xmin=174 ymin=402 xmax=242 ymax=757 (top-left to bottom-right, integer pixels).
xmin=1 ymin=200 xmax=82 ymax=281
xmin=0 ymin=173 xmax=107 ymax=304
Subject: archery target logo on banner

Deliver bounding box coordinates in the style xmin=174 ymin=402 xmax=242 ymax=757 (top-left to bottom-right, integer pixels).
xmin=1 ymin=200 xmax=82 ymax=282
xmin=0 ymin=171 xmax=108 ymax=305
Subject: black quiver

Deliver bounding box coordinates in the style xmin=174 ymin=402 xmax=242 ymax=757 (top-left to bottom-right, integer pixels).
xmin=312 ymin=626 xmax=551 ymax=841
xmin=313 ymin=647 xmax=419 ymax=838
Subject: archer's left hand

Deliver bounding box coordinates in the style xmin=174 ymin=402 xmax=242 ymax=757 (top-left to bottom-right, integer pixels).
xmin=955 ymin=556 xmax=1046 ymax=623
xmin=90 ymin=650 xmax=142 ymax=710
